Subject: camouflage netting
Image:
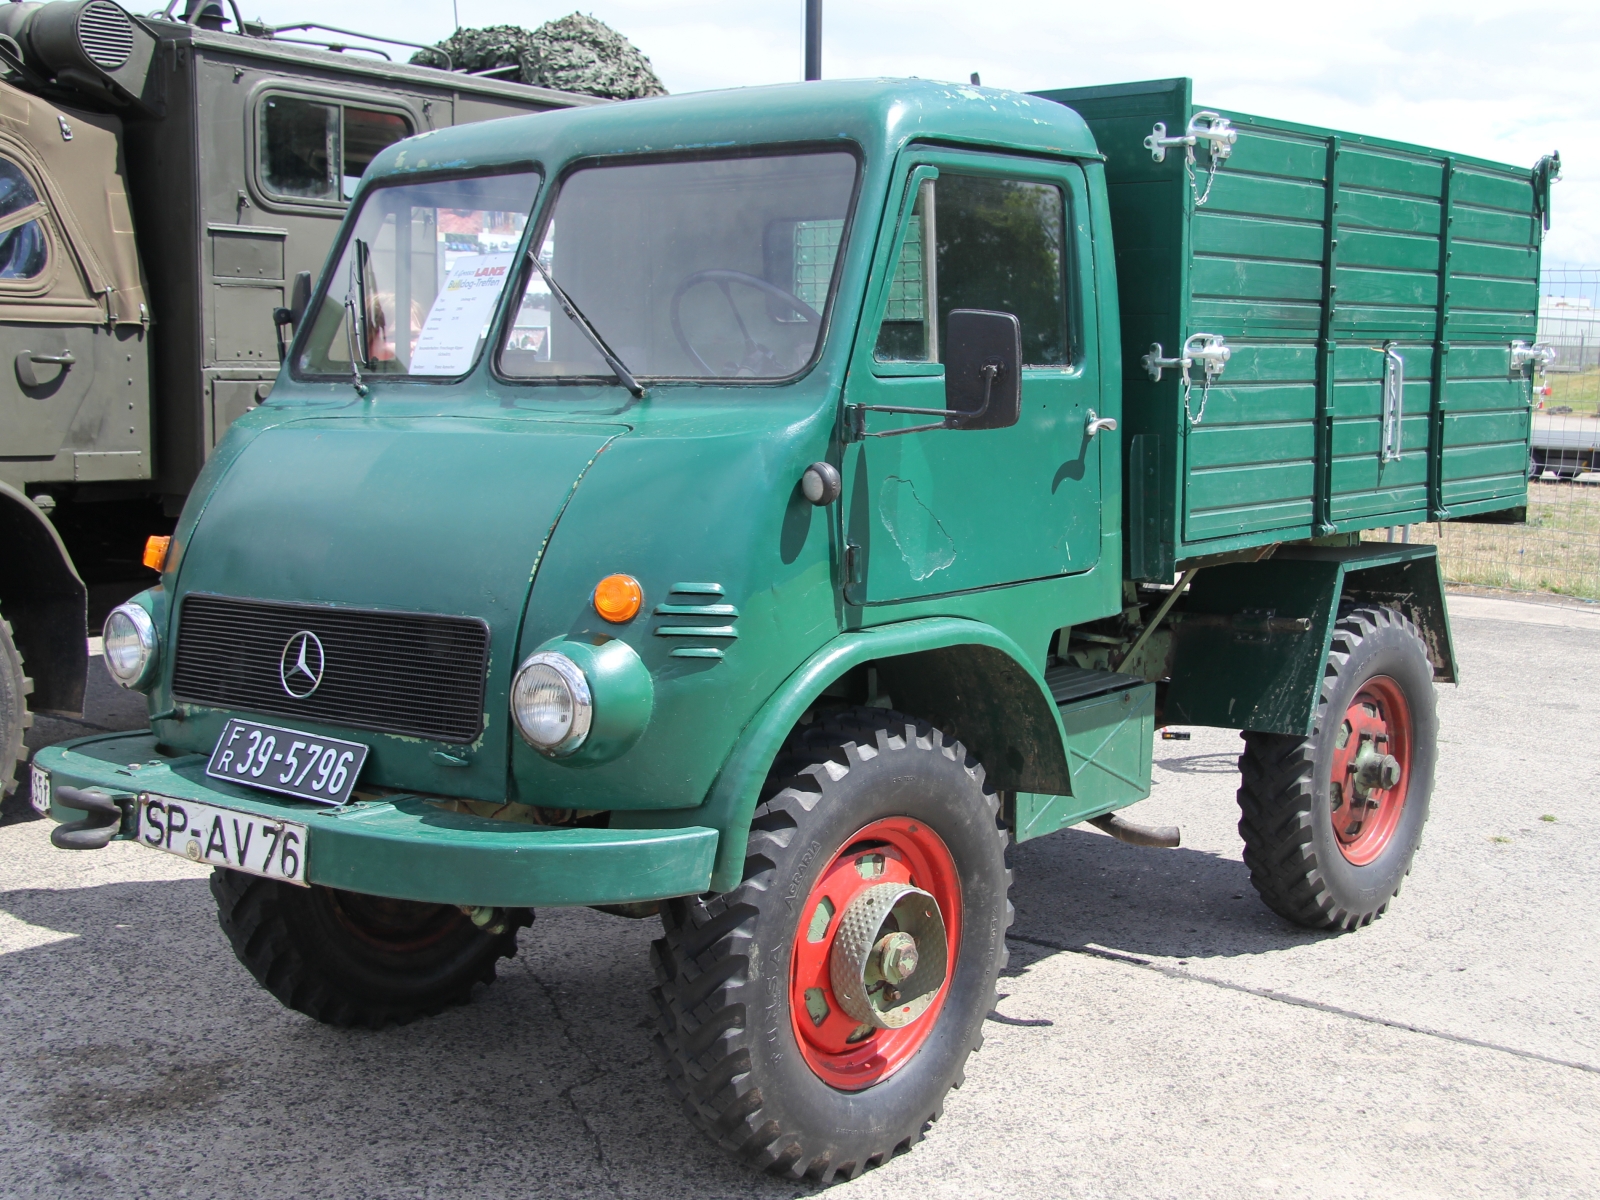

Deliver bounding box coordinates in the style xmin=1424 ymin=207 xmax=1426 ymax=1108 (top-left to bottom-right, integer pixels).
xmin=413 ymin=14 xmax=667 ymax=100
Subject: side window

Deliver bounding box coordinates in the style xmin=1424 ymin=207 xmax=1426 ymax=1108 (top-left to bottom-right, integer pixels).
xmin=259 ymin=96 xmax=413 ymax=204
xmin=261 ymin=96 xmax=339 ymax=200
xmin=875 ymin=171 xmax=1069 ymax=366
xmin=0 ymin=157 xmax=48 ymax=280
xmin=343 ymin=108 xmax=411 ymax=200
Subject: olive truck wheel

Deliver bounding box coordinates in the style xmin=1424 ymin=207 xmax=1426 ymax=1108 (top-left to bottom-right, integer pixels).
xmin=1236 ymin=605 xmax=1438 ymax=930
xmin=211 ymin=869 xmax=527 ymax=1029
xmin=0 ymin=610 xmax=33 ymax=805
xmin=648 ymin=708 xmax=1012 ymax=1182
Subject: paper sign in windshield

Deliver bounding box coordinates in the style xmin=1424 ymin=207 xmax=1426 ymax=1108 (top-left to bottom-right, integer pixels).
xmin=409 ymin=253 xmax=513 ymax=375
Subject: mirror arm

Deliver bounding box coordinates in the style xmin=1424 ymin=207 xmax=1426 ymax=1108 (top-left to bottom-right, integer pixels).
xmin=846 ymin=364 xmax=998 ymax=440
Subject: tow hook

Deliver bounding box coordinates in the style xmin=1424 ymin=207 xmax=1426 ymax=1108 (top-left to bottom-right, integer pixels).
xmin=51 ymin=786 xmax=134 ymax=850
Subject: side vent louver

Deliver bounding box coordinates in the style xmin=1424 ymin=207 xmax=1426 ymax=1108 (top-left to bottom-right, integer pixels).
xmin=652 ymin=582 xmax=737 ymax=660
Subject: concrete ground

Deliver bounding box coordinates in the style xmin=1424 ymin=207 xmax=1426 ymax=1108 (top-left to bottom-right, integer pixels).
xmin=2 ymin=594 xmax=1597 ymax=1198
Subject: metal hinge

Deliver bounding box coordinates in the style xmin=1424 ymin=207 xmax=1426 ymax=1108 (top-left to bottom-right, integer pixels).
xmin=844 ymin=541 xmax=863 ymax=587
xmin=1380 ymin=342 xmax=1404 ymax=464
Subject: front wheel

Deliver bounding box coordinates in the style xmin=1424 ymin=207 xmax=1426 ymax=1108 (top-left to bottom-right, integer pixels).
xmin=648 ymin=708 xmax=1012 ymax=1182
xmin=211 ymin=870 xmax=529 ymax=1029
xmin=1237 ymin=605 xmax=1438 ymax=930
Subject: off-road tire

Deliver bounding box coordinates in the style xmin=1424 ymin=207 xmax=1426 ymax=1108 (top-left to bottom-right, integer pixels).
xmin=211 ymin=869 xmax=528 ymax=1029
xmin=648 ymin=707 xmax=1012 ymax=1182
xmin=1237 ymin=605 xmax=1437 ymax=930
xmin=0 ymin=611 xmax=34 ymax=804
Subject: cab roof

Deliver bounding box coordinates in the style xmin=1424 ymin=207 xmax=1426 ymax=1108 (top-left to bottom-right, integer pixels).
xmin=366 ymin=78 xmax=1100 ymax=182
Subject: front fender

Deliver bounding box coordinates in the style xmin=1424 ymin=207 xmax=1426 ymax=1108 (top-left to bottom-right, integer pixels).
xmin=616 ymin=617 xmax=1070 ymax=892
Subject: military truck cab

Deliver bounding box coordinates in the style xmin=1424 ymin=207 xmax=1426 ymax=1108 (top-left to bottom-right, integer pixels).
xmin=34 ymin=78 xmax=1549 ymax=1181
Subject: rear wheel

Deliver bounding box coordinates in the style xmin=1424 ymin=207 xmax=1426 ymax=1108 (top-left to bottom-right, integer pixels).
xmin=1236 ymin=606 xmax=1437 ymax=930
xmin=211 ymin=869 xmax=528 ymax=1029
xmin=648 ymin=708 xmax=1012 ymax=1182
xmin=0 ymin=610 xmax=33 ymax=807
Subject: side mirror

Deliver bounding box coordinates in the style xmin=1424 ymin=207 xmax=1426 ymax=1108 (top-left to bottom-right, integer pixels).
xmin=943 ymin=309 xmax=1021 ymax=431
xmin=288 ymin=270 xmax=312 ymax=328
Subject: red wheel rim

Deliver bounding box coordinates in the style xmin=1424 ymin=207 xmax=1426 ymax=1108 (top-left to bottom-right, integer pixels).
xmin=788 ymin=817 xmax=960 ymax=1091
xmin=1328 ymin=675 xmax=1412 ymax=866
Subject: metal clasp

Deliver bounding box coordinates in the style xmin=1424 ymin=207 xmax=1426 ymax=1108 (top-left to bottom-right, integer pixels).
xmin=1145 ymin=112 xmax=1238 ymax=207
xmin=1144 ymin=111 xmax=1238 ymax=163
xmin=1509 ymin=340 xmax=1556 ymax=374
xmin=1142 ymin=333 xmax=1230 ymax=426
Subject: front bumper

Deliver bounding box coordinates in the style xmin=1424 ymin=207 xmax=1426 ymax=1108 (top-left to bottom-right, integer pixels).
xmin=34 ymin=732 xmax=718 ymax=908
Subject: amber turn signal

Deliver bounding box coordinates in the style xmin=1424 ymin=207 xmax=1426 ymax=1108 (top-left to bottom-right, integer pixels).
xmin=593 ymin=574 xmax=642 ymax=623
xmin=143 ymin=535 xmax=171 ymax=572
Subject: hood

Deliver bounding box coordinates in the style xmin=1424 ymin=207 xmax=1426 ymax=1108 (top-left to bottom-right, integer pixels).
xmin=162 ymin=413 xmax=624 ymax=796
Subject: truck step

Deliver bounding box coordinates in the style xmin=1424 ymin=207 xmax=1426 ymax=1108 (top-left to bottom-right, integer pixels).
xmin=1042 ymin=664 xmax=1144 ymax=708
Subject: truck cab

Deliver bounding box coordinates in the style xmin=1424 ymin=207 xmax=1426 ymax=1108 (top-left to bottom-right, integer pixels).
xmin=34 ymin=77 xmax=1545 ymax=1182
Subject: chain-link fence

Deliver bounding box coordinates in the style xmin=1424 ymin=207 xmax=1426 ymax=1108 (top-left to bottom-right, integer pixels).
xmin=1362 ymin=267 xmax=1600 ymax=602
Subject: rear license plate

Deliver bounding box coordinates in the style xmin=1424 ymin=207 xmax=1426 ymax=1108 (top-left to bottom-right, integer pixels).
xmin=205 ymin=718 xmax=368 ymax=807
xmin=29 ymin=762 xmax=50 ymax=815
xmin=137 ymin=794 xmax=309 ymax=886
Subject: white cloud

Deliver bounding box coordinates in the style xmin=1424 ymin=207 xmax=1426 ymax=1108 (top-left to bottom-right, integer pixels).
xmin=242 ymin=0 xmax=1600 ymax=263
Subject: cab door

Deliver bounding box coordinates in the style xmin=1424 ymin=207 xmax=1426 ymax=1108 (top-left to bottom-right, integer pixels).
xmin=840 ymin=152 xmax=1103 ymax=606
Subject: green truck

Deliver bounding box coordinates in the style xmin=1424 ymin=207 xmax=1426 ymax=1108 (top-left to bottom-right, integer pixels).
xmin=0 ymin=0 xmax=591 ymax=807
xmin=34 ymin=77 xmax=1552 ymax=1180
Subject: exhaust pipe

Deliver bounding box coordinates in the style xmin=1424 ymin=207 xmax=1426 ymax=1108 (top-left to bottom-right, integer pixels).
xmin=1088 ymin=812 xmax=1180 ymax=849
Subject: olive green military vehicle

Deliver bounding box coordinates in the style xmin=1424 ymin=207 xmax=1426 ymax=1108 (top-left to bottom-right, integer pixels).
xmin=0 ymin=0 xmax=591 ymax=803
xmin=35 ymin=77 xmax=1553 ymax=1180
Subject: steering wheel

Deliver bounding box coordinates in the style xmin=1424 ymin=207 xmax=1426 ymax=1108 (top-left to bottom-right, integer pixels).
xmin=669 ymin=269 xmax=821 ymax=377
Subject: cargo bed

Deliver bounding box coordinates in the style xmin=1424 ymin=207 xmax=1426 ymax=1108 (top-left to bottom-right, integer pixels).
xmin=1036 ymin=79 xmax=1555 ymax=579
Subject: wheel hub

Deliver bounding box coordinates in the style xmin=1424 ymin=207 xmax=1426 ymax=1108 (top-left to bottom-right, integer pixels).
xmin=828 ymin=882 xmax=948 ymax=1030
xmin=1328 ymin=675 xmax=1413 ymax=866
xmin=787 ymin=816 xmax=961 ymax=1090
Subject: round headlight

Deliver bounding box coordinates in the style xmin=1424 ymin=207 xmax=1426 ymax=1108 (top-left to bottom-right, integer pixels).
xmin=103 ymin=603 xmax=158 ymax=690
xmin=510 ymin=651 xmax=592 ymax=756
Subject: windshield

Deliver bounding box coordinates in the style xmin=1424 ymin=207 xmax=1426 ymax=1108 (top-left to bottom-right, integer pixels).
xmin=500 ymin=151 xmax=858 ymax=382
xmin=297 ymin=172 xmax=540 ymax=378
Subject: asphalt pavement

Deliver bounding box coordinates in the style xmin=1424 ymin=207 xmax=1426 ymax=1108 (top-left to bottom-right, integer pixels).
xmin=2 ymin=594 xmax=1597 ymax=1198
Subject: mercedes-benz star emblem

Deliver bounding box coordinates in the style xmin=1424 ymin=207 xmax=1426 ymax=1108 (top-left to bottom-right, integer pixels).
xmin=279 ymin=630 xmax=325 ymax=699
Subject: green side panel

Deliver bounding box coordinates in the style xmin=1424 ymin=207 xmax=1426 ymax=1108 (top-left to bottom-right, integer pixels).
xmin=1033 ymin=78 xmax=1540 ymax=576
xmin=1012 ymin=683 xmax=1155 ymax=843
xmin=36 ymin=733 xmax=718 ymax=908
xmin=1162 ymin=543 xmax=1454 ymax=735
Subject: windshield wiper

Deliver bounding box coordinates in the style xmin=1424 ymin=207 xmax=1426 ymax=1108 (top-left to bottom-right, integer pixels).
xmin=526 ymin=249 xmax=645 ymax=398
xmin=343 ymin=239 xmax=371 ymax=398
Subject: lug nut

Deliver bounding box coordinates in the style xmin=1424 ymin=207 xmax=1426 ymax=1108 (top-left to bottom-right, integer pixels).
xmin=876 ymin=931 xmax=919 ymax=984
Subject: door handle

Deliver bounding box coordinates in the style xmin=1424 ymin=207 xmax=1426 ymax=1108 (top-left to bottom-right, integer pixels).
xmin=1085 ymin=409 xmax=1118 ymax=437
xmin=16 ymin=349 xmax=76 ymax=388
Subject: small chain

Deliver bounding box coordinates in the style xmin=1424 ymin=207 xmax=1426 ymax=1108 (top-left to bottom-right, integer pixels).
xmin=1186 ymin=149 xmax=1221 ymax=208
xmin=1182 ymin=373 xmax=1210 ymax=426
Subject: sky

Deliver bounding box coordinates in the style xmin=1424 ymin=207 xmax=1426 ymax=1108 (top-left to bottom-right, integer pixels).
xmin=243 ymin=0 xmax=1600 ymax=268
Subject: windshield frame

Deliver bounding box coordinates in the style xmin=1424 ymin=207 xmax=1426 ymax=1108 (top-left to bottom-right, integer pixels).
xmin=287 ymin=161 xmax=544 ymax=388
xmin=491 ymin=140 xmax=865 ymax=390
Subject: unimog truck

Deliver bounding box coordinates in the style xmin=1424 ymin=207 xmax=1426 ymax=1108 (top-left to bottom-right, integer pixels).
xmin=0 ymin=0 xmax=591 ymax=803
xmin=34 ymin=77 xmax=1551 ymax=1181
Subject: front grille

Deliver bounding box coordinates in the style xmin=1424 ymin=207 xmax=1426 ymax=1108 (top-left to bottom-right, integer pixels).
xmin=77 ymin=2 xmax=135 ymax=69
xmin=172 ymin=594 xmax=490 ymax=744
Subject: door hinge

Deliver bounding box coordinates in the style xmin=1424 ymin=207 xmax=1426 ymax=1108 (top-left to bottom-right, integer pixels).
xmin=844 ymin=541 xmax=863 ymax=586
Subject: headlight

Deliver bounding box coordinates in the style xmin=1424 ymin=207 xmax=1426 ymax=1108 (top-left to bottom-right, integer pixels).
xmin=510 ymin=651 xmax=592 ymax=756
xmin=103 ymin=603 xmax=158 ymax=690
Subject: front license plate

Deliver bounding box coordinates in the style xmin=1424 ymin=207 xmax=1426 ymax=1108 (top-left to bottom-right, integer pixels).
xmin=205 ymin=718 xmax=368 ymax=807
xmin=29 ymin=762 xmax=50 ymax=815
xmin=137 ymin=795 xmax=309 ymax=886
